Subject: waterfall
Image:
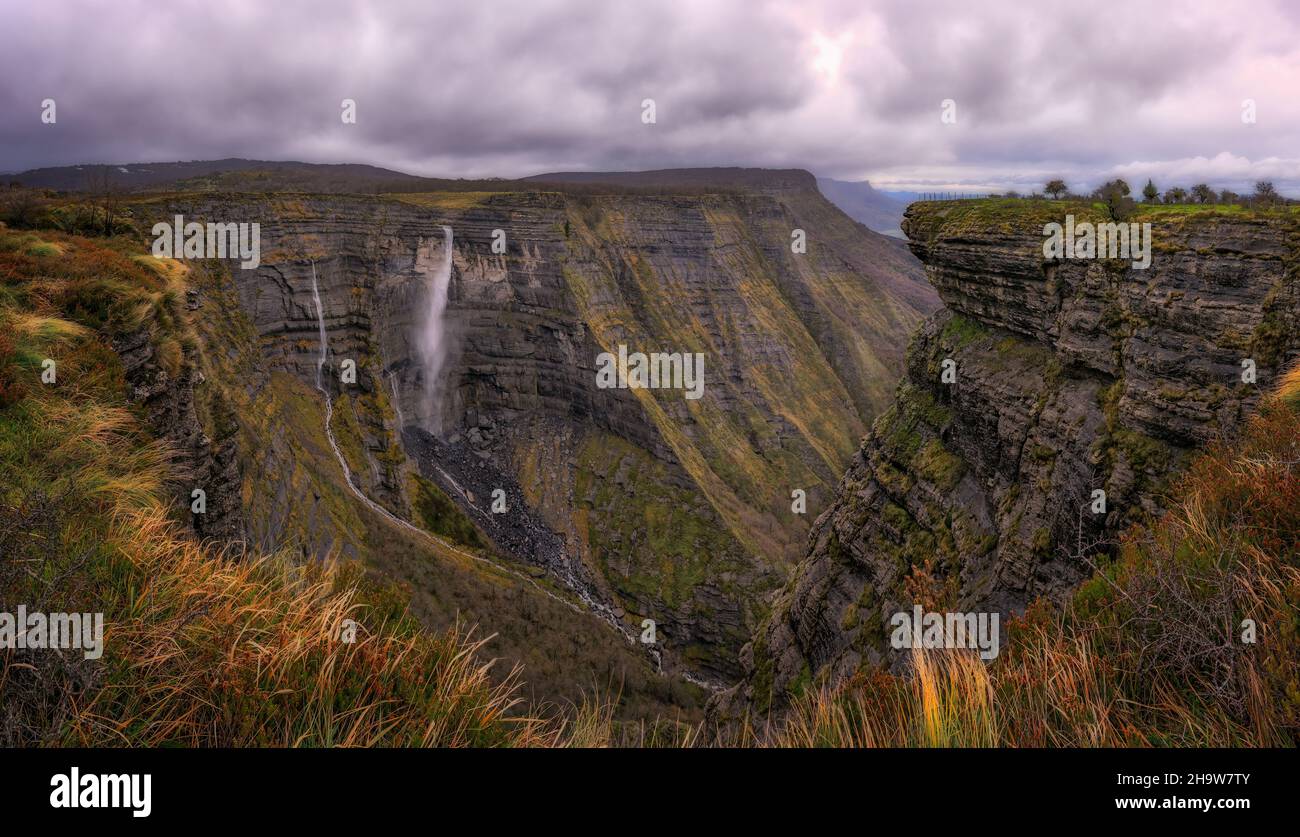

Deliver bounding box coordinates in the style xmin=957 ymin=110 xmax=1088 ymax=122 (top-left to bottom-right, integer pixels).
xmin=415 ymin=225 xmax=454 ymax=434
xmin=311 ymin=263 xmax=329 ymax=392
xmin=305 ymin=257 xmax=655 ymax=672
xmin=387 ymin=370 xmax=405 ymax=430
xmin=311 ymin=259 xmax=465 ymax=531
xmin=310 ymin=261 xmax=364 ymax=506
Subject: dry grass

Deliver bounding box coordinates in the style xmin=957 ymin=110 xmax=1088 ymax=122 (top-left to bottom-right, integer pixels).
xmin=1279 ymin=363 xmax=1300 ymax=411
xmin=68 ymin=507 xmax=570 ymax=747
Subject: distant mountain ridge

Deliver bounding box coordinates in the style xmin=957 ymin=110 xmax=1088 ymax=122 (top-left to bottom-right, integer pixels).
xmin=8 ymin=158 xmax=426 ymax=192
xmin=12 ymin=159 xmax=822 ymax=196
xmin=816 ymin=178 xmax=908 ymax=237
xmin=524 ymin=167 xmax=817 ymax=191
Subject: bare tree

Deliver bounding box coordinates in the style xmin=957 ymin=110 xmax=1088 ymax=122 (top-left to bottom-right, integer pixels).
xmin=82 ymin=168 xmax=124 ymax=234
xmin=1252 ymin=181 xmax=1278 ymax=205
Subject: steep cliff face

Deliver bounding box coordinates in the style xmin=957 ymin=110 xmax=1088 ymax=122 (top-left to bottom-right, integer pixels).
xmin=720 ymin=200 xmax=1300 ymax=713
xmin=130 ymin=175 xmax=934 ymax=684
xmin=114 ymin=308 xmax=246 ymax=542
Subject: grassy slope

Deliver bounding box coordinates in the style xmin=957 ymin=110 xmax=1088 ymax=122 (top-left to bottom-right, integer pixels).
xmin=559 ymin=191 xmax=924 ymax=568
xmin=527 ymin=189 xmax=932 ymax=675
xmin=904 ymin=196 xmax=1300 ymax=239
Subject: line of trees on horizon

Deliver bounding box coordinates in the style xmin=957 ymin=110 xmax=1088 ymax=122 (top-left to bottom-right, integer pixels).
xmin=919 ymin=180 xmax=1292 ymax=217
xmin=1038 ymin=177 xmax=1289 ymax=208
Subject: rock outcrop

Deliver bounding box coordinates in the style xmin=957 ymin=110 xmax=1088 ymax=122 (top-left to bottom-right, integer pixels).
xmin=718 ymin=200 xmax=1300 ymax=713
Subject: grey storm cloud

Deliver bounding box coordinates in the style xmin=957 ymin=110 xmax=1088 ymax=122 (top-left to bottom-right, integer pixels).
xmin=2 ymin=0 xmax=1299 ymax=194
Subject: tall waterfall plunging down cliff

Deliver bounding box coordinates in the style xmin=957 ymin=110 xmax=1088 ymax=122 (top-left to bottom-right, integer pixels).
xmin=416 ymin=225 xmax=454 ymax=434
xmin=307 ymin=258 xmax=627 ymax=635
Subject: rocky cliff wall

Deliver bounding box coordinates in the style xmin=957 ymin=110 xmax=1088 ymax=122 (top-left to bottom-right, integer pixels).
xmin=718 ymin=200 xmax=1300 ymax=712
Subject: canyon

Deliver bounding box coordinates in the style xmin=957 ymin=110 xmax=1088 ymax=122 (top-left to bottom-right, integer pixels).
xmin=37 ymin=162 xmax=1296 ymax=726
xmin=109 ymin=168 xmax=935 ymax=709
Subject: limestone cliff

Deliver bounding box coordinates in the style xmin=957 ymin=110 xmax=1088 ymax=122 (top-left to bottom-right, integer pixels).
xmin=719 ymin=199 xmax=1300 ymax=713
xmin=126 ymin=173 xmax=935 ymax=685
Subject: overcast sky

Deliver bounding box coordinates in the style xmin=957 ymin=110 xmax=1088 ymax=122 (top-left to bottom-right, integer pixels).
xmin=3 ymin=0 xmax=1299 ymax=194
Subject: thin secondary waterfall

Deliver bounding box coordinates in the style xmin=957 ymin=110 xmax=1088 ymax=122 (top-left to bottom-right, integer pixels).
xmin=310 ymin=260 xmax=367 ymax=510
xmin=387 ymin=371 xmax=405 ymax=430
xmin=415 ymin=225 xmax=454 ymax=434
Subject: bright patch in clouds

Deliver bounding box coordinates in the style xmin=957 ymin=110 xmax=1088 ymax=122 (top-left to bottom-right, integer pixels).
xmin=810 ymin=32 xmax=847 ymax=81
